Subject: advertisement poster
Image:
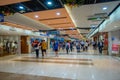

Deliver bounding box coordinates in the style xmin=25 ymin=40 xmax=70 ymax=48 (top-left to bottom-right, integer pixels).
xmin=112 ymin=44 xmax=119 ymax=54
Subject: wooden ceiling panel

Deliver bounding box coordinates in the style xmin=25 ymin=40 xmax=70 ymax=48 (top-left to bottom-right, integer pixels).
xmin=51 ymin=24 xmax=74 ymax=28
xmin=40 ymin=18 xmax=70 ymax=24
xmin=65 ymin=30 xmax=79 ymax=34
xmin=0 ymin=0 xmax=29 ymax=6
xmin=24 ymin=8 xmax=81 ymax=38
xmin=24 ymin=8 xmax=69 ymax=19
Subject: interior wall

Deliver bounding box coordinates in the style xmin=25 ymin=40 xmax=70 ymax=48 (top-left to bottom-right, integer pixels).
xmin=108 ymin=30 xmax=120 ymax=55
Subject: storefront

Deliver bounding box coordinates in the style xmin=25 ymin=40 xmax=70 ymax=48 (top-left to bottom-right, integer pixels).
xmin=92 ymin=32 xmax=108 ymax=55
xmin=108 ymin=30 xmax=120 ymax=56
xmin=0 ymin=36 xmax=20 ymax=56
xmin=89 ymin=4 xmax=120 ymax=56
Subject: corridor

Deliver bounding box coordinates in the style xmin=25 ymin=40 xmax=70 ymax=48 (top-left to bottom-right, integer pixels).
xmin=0 ymin=50 xmax=120 ymax=80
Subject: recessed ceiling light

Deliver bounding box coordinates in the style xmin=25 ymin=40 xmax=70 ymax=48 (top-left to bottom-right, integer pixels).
xmin=19 ymin=6 xmax=24 ymax=9
xmin=47 ymin=2 xmax=52 ymax=5
xmin=114 ymin=26 xmax=118 ymax=28
xmin=103 ymin=7 xmax=107 ymax=10
xmin=56 ymin=12 xmax=60 ymax=15
xmin=35 ymin=15 xmax=39 ymax=18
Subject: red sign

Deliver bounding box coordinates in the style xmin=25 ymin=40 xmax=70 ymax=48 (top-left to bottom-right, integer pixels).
xmin=112 ymin=44 xmax=119 ymax=53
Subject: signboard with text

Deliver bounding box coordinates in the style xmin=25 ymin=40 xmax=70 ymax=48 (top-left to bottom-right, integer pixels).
xmin=112 ymin=44 xmax=119 ymax=54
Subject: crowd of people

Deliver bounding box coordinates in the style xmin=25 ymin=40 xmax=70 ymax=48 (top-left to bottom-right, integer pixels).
xmin=31 ymin=39 xmax=104 ymax=58
xmin=31 ymin=39 xmax=91 ymax=58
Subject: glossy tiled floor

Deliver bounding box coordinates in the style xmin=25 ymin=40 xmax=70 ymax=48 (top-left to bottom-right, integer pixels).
xmin=0 ymin=49 xmax=120 ymax=80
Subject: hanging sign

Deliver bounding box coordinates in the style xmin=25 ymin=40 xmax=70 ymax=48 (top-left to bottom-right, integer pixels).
xmin=47 ymin=31 xmax=60 ymax=35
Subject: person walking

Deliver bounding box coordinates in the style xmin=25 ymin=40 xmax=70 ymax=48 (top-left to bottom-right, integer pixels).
xmin=53 ymin=40 xmax=59 ymax=57
xmin=41 ymin=40 xmax=47 ymax=58
xmin=92 ymin=41 xmax=97 ymax=50
xmin=70 ymin=42 xmax=73 ymax=52
xmin=62 ymin=42 xmax=65 ymax=51
xmin=81 ymin=40 xmax=85 ymax=51
xmin=85 ymin=41 xmax=88 ymax=51
xmin=34 ymin=39 xmax=40 ymax=58
xmin=76 ymin=42 xmax=80 ymax=53
xmin=98 ymin=40 xmax=104 ymax=54
xmin=66 ymin=41 xmax=70 ymax=54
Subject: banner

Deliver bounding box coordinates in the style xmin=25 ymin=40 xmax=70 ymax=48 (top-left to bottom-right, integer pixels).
xmin=112 ymin=44 xmax=119 ymax=54
xmin=47 ymin=31 xmax=60 ymax=35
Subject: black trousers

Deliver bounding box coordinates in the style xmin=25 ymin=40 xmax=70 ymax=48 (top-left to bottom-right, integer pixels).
xmin=70 ymin=47 xmax=73 ymax=52
xmin=35 ymin=49 xmax=39 ymax=58
xmin=85 ymin=46 xmax=88 ymax=51
xmin=66 ymin=48 xmax=69 ymax=54
xmin=99 ymin=47 xmax=103 ymax=54
xmin=41 ymin=49 xmax=46 ymax=57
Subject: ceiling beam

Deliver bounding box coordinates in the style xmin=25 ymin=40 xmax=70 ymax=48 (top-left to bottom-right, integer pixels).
xmin=76 ymin=27 xmax=91 ymax=29
xmin=59 ymin=0 xmax=64 ymax=7
xmin=21 ymin=3 xmax=33 ymax=12
xmin=48 ymin=22 xmax=71 ymax=25
xmin=5 ymin=6 xmax=16 ymax=13
xmin=36 ymin=0 xmax=48 ymax=9
xmin=39 ymin=17 xmax=67 ymax=21
xmin=37 ymin=27 xmax=91 ymax=32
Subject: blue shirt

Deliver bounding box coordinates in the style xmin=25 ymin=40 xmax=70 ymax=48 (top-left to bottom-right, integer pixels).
xmin=54 ymin=42 xmax=59 ymax=50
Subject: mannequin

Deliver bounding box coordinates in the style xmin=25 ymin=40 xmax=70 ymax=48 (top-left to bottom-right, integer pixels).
xmin=11 ymin=41 xmax=15 ymax=53
xmin=6 ymin=41 xmax=10 ymax=53
xmin=14 ymin=41 xmax=18 ymax=54
xmin=0 ymin=42 xmax=3 ymax=54
xmin=0 ymin=42 xmax=3 ymax=48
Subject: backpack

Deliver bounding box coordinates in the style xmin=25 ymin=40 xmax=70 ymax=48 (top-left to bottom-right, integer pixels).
xmin=66 ymin=44 xmax=69 ymax=49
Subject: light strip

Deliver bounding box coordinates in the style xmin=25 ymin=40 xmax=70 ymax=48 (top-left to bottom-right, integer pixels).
xmin=64 ymin=5 xmax=82 ymax=38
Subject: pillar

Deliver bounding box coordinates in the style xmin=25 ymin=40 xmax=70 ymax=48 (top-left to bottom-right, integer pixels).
xmin=108 ymin=32 xmax=112 ymax=56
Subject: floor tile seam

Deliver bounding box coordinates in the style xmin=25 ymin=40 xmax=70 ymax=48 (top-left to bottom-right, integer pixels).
xmin=12 ymin=59 xmax=92 ymax=63
xmin=13 ymin=59 xmax=94 ymax=65
xmin=22 ymin=57 xmax=92 ymax=61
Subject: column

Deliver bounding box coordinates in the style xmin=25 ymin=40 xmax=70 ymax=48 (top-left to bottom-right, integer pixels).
xmin=17 ymin=36 xmax=21 ymax=55
xmin=47 ymin=38 xmax=50 ymax=52
xmin=108 ymin=32 xmax=112 ymax=56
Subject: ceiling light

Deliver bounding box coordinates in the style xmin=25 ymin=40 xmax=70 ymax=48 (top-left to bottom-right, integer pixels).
xmin=103 ymin=7 xmax=107 ymax=10
xmin=114 ymin=26 xmax=118 ymax=28
xmin=35 ymin=15 xmax=39 ymax=18
xmin=47 ymin=2 xmax=52 ymax=5
xmin=19 ymin=6 xmax=24 ymax=9
xmin=56 ymin=12 xmax=60 ymax=15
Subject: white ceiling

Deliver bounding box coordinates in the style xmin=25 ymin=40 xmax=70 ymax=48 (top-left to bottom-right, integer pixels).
xmin=65 ymin=1 xmax=120 ymax=35
xmin=100 ymin=20 xmax=120 ymax=32
xmin=5 ymin=13 xmax=52 ymax=30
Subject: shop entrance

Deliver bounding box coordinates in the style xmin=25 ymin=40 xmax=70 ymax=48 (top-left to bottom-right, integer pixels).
xmin=0 ymin=36 xmax=19 ymax=57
